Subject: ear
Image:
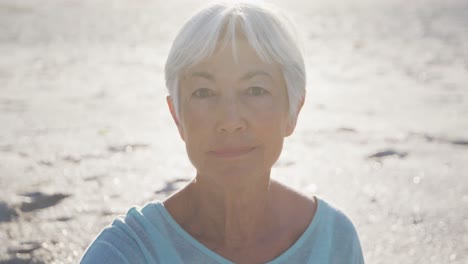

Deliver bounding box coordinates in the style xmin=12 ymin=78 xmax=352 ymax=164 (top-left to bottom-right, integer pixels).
xmin=166 ymin=96 xmax=185 ymax=141
xmin=285 ymin=96 xmax=305 ymax=137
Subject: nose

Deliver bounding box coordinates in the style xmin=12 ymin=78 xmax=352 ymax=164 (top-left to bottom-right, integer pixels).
xmin=216 ymin=97 xmax=246 ymax=134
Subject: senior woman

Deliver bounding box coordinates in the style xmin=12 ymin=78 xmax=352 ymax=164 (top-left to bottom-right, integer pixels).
xmin=81 ymin=1 xmax=364 ymax=263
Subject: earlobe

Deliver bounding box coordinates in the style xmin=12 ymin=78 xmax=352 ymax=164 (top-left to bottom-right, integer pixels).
xmin=166 ymin=96 xmax=185 ymax=141
xmin=166 ymin=96 xmax=179 ymax=126
xmin=284 ymin=97 xmax=305 ymax=137
xmin=285 ymin=118 xmax=297 ymax=137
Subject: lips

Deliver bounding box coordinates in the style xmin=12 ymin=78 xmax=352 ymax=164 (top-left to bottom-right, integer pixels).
xmin=208 ymin=146 xmax=256 ymax=158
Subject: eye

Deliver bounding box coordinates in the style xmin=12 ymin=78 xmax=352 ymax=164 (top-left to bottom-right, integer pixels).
xmin=192 ymin=88 xmax=214 ymax=98
xmin=246 ymin=86 xmax=268 ymax=96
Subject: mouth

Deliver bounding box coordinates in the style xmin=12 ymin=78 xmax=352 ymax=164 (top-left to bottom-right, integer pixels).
xmin=208 ymin=146 xmax=257 ymax=158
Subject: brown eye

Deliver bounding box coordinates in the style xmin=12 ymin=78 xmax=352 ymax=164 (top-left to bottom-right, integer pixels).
xmin=247 ymin=86 xmax=267 ymax=96
xmin=193 ymin=88 xmax=214 ymax=98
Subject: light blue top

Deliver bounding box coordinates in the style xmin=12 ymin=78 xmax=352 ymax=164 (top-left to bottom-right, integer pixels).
xmin=81 ymin=198 xmax=364 ymax=263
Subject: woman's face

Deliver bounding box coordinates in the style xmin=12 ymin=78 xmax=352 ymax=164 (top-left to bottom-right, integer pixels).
xmin=169 ymin=39 xmax=297 ymax=188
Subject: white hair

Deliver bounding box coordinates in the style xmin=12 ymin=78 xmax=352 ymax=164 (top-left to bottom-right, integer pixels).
xmin=164 ymin=1 xmax=306 ymax=120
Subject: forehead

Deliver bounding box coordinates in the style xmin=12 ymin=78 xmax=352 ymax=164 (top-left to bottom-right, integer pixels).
xmin=183 ymin=39 xmax=282 ymax=79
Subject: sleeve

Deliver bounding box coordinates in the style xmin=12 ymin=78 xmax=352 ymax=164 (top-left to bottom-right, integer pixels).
xmin=80 ymin=222 xmax=147 ymax=264
xmin=351 ymin=231 xmax=365 ymax=264
xmin=80 ymin=240 xmax=131 ymax=264
xmin=331 ymin=209 xmax=365 ymax=264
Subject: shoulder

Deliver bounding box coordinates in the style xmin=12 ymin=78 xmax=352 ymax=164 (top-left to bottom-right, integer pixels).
xmin=317 ymin=198 xmax=365 ymax=263
xmin=270 ymin=180 xmax=316 ymax=212
xmin=316 ymin=198 xmax=360 ymax=241
xmin=270 ymin=181 xmax=317 ymax=228
xmin=320 ymin=199 xmax=358 ymax=235
xmin=80 ymin=202 xmax=163 ymax=264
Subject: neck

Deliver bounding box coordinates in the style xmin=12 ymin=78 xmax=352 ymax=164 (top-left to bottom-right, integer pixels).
xmin=189 ymin=172 xmax=275 ymax=249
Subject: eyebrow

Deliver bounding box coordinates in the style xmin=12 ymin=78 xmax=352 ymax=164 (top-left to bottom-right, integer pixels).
xmin=191 ymin=71 xmax=214 ymax=81
xmin=241 ymin=70 xmax=272 ymax=81
xmin=190 ymin=70 xmax=272 ymax=81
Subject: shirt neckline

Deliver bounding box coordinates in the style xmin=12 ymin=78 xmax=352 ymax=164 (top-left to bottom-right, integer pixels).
xmin=153 ymin=196 xmax=324 ymax=264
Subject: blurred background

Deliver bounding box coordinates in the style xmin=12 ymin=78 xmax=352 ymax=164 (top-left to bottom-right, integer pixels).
xmin=0 ymin=0 xmax=467 ymax=263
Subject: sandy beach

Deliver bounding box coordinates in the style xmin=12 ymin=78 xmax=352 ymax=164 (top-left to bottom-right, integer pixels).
xmin=1 ymin=0 xmax=467 ymax=263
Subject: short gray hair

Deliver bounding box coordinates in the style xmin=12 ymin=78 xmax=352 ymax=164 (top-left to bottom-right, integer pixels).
xmin=164 ymin=1 xmax=306 ymax=120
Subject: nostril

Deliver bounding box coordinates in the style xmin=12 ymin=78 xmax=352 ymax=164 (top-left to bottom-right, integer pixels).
xmin=215 ymin=98 xmax=247 ymax=133
xmin=218 ymin=122 xmax=246 ymax=133
xmin=217 ymin=115 xmax=246 ymax=133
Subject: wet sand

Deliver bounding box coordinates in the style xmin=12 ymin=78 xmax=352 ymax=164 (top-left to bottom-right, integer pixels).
xmin=1 ymin=0 xmax=467 ymax=263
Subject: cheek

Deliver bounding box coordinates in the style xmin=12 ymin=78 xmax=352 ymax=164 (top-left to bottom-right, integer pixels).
xmin=251 ymin=107 xmax=289 ymax=137
xmin=179 ymin=107 xmax=214 ymax=166
xmin=181 ymin=120 xmax=208 ymax=170
xmin=181 ymin=119 xmax=208 ymax=148
xmin=243 ymin=93 xmax=289 ymax=123
xmin=180 ymin=94 xmax=288 ymax=141
xmin=251 ymin=114 xmax=287 ymax=161
xmin=179 ymin=101 xmax=213 ymax=136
